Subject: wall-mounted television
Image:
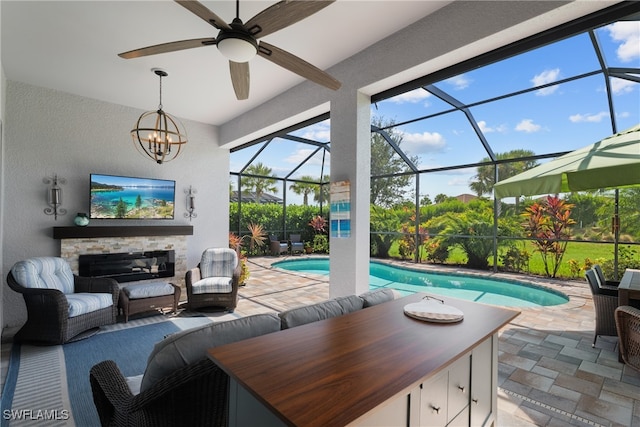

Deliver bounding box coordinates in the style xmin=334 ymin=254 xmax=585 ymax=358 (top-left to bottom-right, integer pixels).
xmin=90 ymin=174 xmax=175 ymax=219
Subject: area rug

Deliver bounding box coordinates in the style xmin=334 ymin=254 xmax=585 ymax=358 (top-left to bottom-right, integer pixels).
xmin=1 ymin=312 xmax=239 ymax=426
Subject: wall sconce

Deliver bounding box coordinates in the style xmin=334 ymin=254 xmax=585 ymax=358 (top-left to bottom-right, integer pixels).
xmin=44 ymin=174 xmax=67 ymax=220
xmin=184 ymin=186 xmax=197 ymax=221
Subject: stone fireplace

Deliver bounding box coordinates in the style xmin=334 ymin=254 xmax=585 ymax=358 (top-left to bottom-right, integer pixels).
xmin=53 ymin=226 xmax=192 ymax=290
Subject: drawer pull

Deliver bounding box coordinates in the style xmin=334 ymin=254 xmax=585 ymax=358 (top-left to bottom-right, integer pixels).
xmin=472 ymin=398 xmax=479 ymax=404
xmin=457 ymin=385 xmax=466 ymax=393
xmin=430 ymin=405 xmax=441 ymax=414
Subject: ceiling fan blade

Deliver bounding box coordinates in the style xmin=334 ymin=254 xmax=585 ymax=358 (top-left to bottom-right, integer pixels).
xmin=229 ymin=61 xmax=250 ymax=100
xmin=174 ymin=0 xmax=230 ymax=30
xmin=118 ymin=38 xmax=216 ymax=59
xmin=258 ymin=42 xmax=341 ymax=91
xmin=245 ymin=0 xmax=335 ymax=39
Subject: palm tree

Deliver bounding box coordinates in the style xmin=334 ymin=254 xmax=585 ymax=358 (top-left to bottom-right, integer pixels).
xmin=470 ymin=150 xmax=538 ymax=197
xmin=313 ymin=175 xmax=331 ymax=206
xmin=241 ymin=163 xmax=278 ymax=203
xmin=289 ymin=176 xmax=318 ymax=206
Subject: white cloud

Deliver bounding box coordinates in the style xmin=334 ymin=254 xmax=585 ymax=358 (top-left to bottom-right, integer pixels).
xmin=400 ymin=130 xmax=446 ymax=155
xmin=478 ymin=120 xmax=508 ymax=134
xmin=515 ymin=119 xmax=541 ymax=133
xmin=569 ymin=112 xmax=609 ymax=123
xmin=284 ymin=147 xmax=330 ymax=166
xmin=610 ymin=77 xmax=636 ymax=95
xmin=605 ymin=22 xmax=640 ymax=62
xmin=446 ymin=74 xmax=471 ymax=90
xmin=386 ymin=88 xmax=431 ymax=104
xmin=531 ymin=68 xmax=560 ymax=96
xmin=300 ymin=121 xmax=331 ymax=142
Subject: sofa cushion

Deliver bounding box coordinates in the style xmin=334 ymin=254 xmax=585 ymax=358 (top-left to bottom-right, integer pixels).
xmin=66 ymin=293 xmax=113 ymax=317
xmin=140 ymin=312 xmax=281 ymax=392
xmin=124 ymin=282 xmax=175 ymax=299
xmin=199 ymin=248 xmax=237 ymax=278
xmin=279 ymin=295 xmax=364 ymax=329
xmin=191 ymin=277 xmax=233 ymax=294
xmin=10 ymin=257 xmax=75 ymax=294
xmin=359 ymin=289 xmax=398 ymax=307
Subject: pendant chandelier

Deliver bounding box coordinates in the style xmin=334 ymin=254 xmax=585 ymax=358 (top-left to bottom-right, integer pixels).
xmin=131 ymin=68 xmax=187 ymax=164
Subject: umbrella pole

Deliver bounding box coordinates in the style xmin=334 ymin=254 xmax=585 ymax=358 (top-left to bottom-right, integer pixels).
xmin=614 ymin=189 xmax=620 ymax=280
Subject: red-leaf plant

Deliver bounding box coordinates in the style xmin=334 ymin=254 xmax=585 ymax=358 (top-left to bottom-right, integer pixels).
xmin=521 ymin=195 xmax=575 ymax=278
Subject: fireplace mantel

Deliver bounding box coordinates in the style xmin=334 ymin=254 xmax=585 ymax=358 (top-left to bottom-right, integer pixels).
xmin=52 ymin=225 xmax=193 ymax=239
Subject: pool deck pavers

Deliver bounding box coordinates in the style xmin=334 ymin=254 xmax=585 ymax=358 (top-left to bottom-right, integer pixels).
xmin=233 ymin=256 xmax=640 ymax=427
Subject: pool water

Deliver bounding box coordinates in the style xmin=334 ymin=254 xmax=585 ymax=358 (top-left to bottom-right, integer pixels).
xmin=272 ymin=258 xmax=569 ymax=308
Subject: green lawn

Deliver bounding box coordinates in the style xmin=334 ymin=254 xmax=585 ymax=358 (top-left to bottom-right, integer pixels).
xmin=388 ymin=240 xmax=620 ymax=279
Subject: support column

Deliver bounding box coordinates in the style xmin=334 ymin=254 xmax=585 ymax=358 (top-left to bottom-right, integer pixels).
xmin=329 ymin=89 xmax=371 ymax=297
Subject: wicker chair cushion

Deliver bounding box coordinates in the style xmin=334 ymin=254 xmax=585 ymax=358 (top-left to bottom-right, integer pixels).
xmin=359 ymin=288 xmax=398 ymax=307
xmin=279 ymin=295 xmax=364 ymax=329
xmin=124 ymin=282 xmax=175 ymax=299
xmin=66 ymin=293 xmax=114 ymax=317
xmin=199 ymin=248 xmax=237 ymax=279
xmin=191 ymin=277 xmax=233 ymax=294
xmin=10 ymin=257 xmax=74 ymax=293
xmin=140 ymin=313 xmax=281 ymax=392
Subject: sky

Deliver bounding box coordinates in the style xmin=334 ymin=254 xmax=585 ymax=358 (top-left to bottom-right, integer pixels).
xmin=230 ymin=20 xmax=640 ymax=205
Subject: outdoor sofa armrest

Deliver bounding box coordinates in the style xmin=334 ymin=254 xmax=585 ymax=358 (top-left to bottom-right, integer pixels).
xmin=90 ymin=358 xmax=228 ymax=427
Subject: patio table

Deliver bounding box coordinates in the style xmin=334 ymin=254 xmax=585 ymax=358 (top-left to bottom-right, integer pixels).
xmin=619 ymin=268 xmax=640 ymax=306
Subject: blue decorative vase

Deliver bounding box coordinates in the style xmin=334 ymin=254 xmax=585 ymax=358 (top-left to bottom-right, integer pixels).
xmin=74 ymin=212 xmax=89 ymax=227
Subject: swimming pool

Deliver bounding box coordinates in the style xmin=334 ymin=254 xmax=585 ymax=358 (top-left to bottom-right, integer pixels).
xmin=272 ymin=258 xmax=569 ymax=308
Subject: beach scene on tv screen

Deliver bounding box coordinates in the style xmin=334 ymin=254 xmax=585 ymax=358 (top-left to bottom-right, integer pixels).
xmin=90 ymin=174 xmax=175 ymax=219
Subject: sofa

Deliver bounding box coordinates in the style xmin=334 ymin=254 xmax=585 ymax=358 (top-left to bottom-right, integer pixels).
xmin=89 ymin=288 xmax=398 ymax=427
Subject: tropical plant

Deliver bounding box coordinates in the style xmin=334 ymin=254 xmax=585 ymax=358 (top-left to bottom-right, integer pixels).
xmin=370 ymin=206 xmax=402 ymax=258
xmin=428 ymin=208 xmax=496 ymax=269
xmin=240 ymin=162 xmax=278 ymax=203
xmin=521 ymin=195 xmax=575 ymax=278
xmin=309 ymin=215 xmax=327 ymax=234
xmin=229 ymin=223 xmax=267 ymax=256
xmin=238 ymin=253 xmax=250 ymax=285
xmin=312 ymin=234 xmax=329 ymax=253
xmin=424 ymin=240 xmax=449 ymax=263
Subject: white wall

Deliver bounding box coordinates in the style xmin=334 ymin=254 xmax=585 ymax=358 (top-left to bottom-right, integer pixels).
xmin=1 ymin=81 xmax=227 ymax=330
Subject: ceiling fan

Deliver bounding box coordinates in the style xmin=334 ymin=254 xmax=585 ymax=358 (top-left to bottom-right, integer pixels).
xmin=118 ymin=0 xmax=342 ymax=100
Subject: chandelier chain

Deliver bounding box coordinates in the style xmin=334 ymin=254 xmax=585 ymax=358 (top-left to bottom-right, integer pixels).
xmin=158 ymin=73 xmax=163 ymax=110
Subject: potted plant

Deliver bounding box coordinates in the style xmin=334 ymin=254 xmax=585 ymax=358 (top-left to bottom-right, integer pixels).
xmin=304 ymin=241 xmax=313 ymax=254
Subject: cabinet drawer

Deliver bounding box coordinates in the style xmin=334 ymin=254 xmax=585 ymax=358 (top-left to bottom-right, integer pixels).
xmin=447 ymin=354 xmax=471 ymax=422
xmin=420 ymin=370 xmax=449 ymax=426
xmin=471 ymin=336 xmax=494 ymax=426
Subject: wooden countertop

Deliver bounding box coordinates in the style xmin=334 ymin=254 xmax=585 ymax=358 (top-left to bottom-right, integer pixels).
xmin=208 ymin=293 xmax=520 ymax=427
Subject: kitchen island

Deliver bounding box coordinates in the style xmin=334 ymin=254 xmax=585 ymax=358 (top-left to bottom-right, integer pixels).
xmin=208 ymin=293 xmax=520 ymax=427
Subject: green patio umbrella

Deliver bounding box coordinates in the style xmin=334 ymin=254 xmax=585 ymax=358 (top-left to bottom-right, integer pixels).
xmin=493 ymin=123 xmax=640 ymax=199
xmin=493 ymin=123 xmax=640 ymax=279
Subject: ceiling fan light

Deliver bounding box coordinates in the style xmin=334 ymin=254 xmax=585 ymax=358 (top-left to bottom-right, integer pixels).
xmin=217 ymin=33 xmax=258 ymax=63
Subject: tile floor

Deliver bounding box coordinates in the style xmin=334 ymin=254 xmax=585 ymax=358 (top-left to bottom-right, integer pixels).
xmin=2 ymin=255 xmax=639 ymax=426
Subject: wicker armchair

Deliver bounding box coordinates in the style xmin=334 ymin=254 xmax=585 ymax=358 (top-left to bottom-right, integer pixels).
xmin=585 ymin=269 xmax=618 ymax=347
xmin=7 ymin=257 xmax=119 ymax=345
xmin=593 ymin=264 xmax=620 ymax=288
xmin=289 ymin=234 xmax=304 ymax=255
xmin=90 ymin=358 xmax=228 ymax=427
xmin=185 ymin=248 xmax=240 ymax=312
xmin=615 ymin=305 xmax=640 ymax=371
xmin=269 ymin=234 xmax=289 ymax=256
